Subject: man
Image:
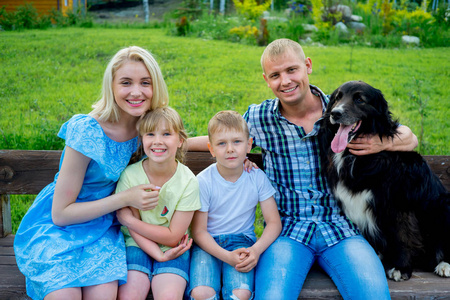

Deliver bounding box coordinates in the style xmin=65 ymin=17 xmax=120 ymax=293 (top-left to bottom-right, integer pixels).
xmin=189 ymin=38 xmax=417 ymax=299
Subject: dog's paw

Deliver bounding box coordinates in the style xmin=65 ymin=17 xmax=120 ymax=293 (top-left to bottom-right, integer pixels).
xmin=435 ymin=261 xmax=450 ymax=277
xmin=387 ymin=268 xmax=410 ymax=281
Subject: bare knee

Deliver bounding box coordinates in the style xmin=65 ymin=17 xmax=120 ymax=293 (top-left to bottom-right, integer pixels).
xmin=159 ymin=290 xmax=185 ymax=300
xmin=118 ymin=288 xmax=147 ymax=300
xmin=232 ymin=288 xmax=251 ymax=300
xmin=45 ymin=287 xmax=81 ymax=300
xmin=83 ymin=281 xmax=118 ymax=300
xmin=190 ymin=286 xmax=217 ymax=300
xmin=118 ymin=283 xmax=150 ymax=300
xmin=118 ymin=271 xmax=150 ymax=300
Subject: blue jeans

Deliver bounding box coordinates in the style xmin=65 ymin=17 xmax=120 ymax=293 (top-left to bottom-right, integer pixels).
xmin=255 ymin=232 xmax=390 ymax=300
xmin=124 ymin=246 xmax=190 ymax=283
xmin=189 ymin=234 xmax=256 ymax=299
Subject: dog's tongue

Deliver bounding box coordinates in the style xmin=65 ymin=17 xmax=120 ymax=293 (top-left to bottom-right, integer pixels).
xmin=331 ymin=124 xmax=353 ymax=153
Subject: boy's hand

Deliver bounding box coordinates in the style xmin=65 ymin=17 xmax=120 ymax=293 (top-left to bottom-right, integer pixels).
xmin=227 ymin=248 xmax=249 ymax=267
xmin=235 ymin=247 xmax=260 ymax=273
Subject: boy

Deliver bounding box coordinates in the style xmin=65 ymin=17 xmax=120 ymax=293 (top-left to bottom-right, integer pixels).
xmin=188 ymin=110 xmax=281 ymax=300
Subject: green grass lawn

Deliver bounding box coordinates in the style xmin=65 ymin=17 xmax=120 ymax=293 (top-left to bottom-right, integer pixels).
xmin=1 ymin=27 xmax=449 ymax=232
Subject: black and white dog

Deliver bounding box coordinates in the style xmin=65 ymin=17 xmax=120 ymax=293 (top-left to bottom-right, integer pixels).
xmin=319 ymin=80 xmax=450 ymax=281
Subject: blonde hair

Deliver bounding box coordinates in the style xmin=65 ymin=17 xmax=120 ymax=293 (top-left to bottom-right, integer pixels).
xmin=91 ymin=46 xmax=169 ymax=122
xmin=134 ymin=107 xmax=187 ymax=164
xmin=260 ymin=38 xmax=306 ymax=73
xmin=208 ymin=110 xmax=249 ymax=142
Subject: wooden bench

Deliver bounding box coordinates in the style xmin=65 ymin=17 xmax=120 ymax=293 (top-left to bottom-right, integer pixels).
xmin=1 ymin=150 xmax=449 ymax=299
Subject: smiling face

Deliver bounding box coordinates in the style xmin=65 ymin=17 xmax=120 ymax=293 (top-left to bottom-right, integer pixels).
xmin=112 ymin=60 xmax=153 ymax=119
xmin=208 ymin=129 xmax=252 ymax=174
xmin=142 ymin=119 xmax=183 ymax=164
xmin=263 ymin=48 xmax=312 ymax=107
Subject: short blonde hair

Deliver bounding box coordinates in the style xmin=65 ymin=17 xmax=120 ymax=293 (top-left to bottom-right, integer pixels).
xmin=208 ymin=110 xmax=249 ymax=142
xmin=136 ymin=107 xmax=187 ymax=163
xmin=261 ymin=38 xmax=306 ymax=73
xmin=91 ymin=46 xmax=169 ymax=122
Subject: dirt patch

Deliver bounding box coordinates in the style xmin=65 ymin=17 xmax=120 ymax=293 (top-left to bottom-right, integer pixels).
xmin=89 ymin=0 xmax=183 ymax=23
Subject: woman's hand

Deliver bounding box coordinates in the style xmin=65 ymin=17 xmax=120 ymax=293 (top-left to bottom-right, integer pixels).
xmin=124 ymin=184 xmax=160 ymax=211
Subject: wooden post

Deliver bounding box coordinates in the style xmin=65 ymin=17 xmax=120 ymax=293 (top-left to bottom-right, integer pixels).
xmin=0 ymin=194 xmax=12 ymax=238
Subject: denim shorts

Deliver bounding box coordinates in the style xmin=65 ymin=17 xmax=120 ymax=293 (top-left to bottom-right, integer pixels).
xmin=125 ymin=246 xmax=190 ymax=283
xmin=189 ymin=233 xmax=256 ymax=299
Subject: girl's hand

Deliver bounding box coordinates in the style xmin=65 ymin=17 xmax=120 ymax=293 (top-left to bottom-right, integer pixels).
xmin=158 ymin=234 xmax=193 ymax=262
xmin=235 ymin=247 xmax=259 ymax=273
xmin=125 ymin=184 xmax=160 ymax=211
xmin=243 ymin=157 xmax=259 ymax=173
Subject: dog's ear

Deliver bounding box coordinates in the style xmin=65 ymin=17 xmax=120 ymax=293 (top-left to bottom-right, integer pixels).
xmin=373 ymin=87 xmax=389 ymax=115
xmin=327 ymin=87 xmax=340 ymax=114
xmin=371 ymin=87 xmax=399 ymax=139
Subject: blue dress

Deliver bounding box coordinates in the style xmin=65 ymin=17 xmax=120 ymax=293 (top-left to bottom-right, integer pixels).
xmin=14 ymin=114 xmax=138 ymax=300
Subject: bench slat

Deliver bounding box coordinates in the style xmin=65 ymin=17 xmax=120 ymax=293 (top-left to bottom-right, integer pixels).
xmin=0 ymin=150 xmax=61 ymax=194
xmin=2 ymin=151 xmax=447 ymax=194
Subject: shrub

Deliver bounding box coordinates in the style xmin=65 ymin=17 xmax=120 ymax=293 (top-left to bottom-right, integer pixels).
xmin=0 ymin=6 xmax=16 ymax=30
xmin=0 ymin=3 xmax=92 ymax=31
xmin=232 ymin=0 xmax=271 ymax=20
xmin=170 ymin=0 xmax=205 ymax=20
xmin=169 ymin=11 xmax=242 ymax=41
xmin=266 ymin=15 xmax=307 ymax=42
xmin=288 ymin=0 xmax=312 ymax=16
xmin=176 ymin=16 xmax=190 ymax=36
xmin=229 ymin=24 xmax=258 ymax=39
xmin=0 ymin=3 xmax=50 ymax=30
xmin=354 ymin=0 xmax=449 ymax=47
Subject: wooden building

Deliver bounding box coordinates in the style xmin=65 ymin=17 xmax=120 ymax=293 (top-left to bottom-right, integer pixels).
xmin=0 ymin=0 xmax=87 ymax=15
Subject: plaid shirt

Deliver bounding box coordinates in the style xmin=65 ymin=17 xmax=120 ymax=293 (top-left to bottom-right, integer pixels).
xmin=243 ymin=85 xmax=359 ymax=247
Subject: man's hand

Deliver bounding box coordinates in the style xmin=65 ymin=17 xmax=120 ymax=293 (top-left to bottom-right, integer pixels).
xmin=347 ymin=134 xmax=390 ymax=155
xmin=347 ymin=125 xmax=418 ymax=156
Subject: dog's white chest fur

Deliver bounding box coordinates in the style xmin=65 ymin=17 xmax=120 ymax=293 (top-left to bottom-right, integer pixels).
xmin=333 ymin=153 xmax=379 ymax=237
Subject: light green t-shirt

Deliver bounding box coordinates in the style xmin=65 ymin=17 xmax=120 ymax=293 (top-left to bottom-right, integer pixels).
xmin=115 ymin=158 xmax=200 ymax=252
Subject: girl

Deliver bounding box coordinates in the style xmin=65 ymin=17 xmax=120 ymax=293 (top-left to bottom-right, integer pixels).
xmin=116 ymin=107 xmax=200 ymax=300
xmin=14 ymin=46 xmax=168 ymax=300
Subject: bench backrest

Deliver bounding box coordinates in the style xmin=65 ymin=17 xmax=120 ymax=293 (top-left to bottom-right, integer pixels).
xmin=1 ymin=150 xmax=449 ymax=236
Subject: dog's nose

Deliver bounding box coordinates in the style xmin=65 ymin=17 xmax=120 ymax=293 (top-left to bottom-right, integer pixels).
xmin=331 ymin=110 xmax=342 ymax=120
